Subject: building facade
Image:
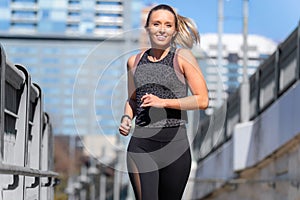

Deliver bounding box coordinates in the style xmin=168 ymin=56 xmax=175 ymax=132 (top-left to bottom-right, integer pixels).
xmin=0 ymin=36 xmax=138 ymax=136
xmin=0 ymin=0 xmax=130 ymax=37
xmin=193 ymin=34 xmax=277 ymax=114
xmin=0 ymin=0 xmax=142 ymax=136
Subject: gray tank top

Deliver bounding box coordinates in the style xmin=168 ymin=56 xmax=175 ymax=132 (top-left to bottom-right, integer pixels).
xmin=134 ymin=47 xmax=188 ymax=128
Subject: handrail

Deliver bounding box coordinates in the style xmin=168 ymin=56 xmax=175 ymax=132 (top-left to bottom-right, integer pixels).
xmin=5 ymin=60 xmax=25 ymax=89
xmin=0 ymin=163 xmax=58 ymax=177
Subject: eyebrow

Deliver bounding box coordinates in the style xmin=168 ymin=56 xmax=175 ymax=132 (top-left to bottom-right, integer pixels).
xmin=151 ymin=20 xmax=174 ymax=24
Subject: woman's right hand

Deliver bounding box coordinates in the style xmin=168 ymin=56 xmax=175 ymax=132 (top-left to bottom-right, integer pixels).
xmin=119 ymin=116 xmax=132 ymax=136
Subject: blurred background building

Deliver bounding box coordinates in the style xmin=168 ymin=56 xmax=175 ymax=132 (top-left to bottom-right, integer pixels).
xmin=193 ymin=33 xmax=277 ymax=115
xmin=0 ymin=0 xmax=142 ymax=137
xmin=1 ymin=0 xmax=126 ymax=36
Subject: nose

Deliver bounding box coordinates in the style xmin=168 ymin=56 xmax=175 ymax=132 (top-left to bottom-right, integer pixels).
xmin=159 ymin=25 xmax=166 ymax=33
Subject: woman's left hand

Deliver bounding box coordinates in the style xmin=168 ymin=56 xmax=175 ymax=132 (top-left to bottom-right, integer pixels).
xmin=140 ymin=93 xmax=166 ymax=108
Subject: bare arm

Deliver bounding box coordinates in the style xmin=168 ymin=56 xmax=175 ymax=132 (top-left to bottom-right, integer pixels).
xmin=119 ymin=55 xmax=137 ymax=136
xmin=141 ymin=48 xmax=209 ymax=110
xmin=124 ymin=55 xmax=136 ymax=118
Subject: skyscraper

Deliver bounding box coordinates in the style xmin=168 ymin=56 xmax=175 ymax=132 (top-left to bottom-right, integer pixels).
xmin=0 ymin=0 xmax=128 ymax=37
xmin=0 ymin=0 xmax=140 ymax=136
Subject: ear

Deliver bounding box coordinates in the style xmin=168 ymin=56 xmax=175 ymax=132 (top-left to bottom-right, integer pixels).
xmin=145 ymin=26 xmax=150 ymax=33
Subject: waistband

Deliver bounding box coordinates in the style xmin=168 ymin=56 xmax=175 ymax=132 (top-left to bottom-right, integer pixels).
xmin=132 ymin=125 xmax=187 ymax=142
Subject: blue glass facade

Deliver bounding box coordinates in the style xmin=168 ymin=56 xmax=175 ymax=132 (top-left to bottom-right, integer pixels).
xmin=0 ymin=0 xmax=130 ymax=36
xmin=1 ymin=37 xmax=137 ymax=135
xmin=0 ymin=0 xmax=10 ymax=30
xmin=0 ymin=0 xmax=141 ymax=135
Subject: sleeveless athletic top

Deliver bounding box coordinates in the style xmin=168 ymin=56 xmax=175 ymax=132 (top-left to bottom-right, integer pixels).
xmin=134 ymin=47 xmax=188 ymax=128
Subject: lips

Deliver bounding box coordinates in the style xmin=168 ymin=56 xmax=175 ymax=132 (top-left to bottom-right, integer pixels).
xmin=156 ymin=35 xmax=167 ymax=41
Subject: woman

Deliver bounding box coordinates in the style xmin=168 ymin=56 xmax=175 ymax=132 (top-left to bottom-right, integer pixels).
xmin=119 ymin=4 xmax=208 ymax=200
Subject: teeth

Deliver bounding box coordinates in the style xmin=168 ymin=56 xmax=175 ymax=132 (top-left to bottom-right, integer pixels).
xmin=157 ymin=35 xmax=166 ymax=40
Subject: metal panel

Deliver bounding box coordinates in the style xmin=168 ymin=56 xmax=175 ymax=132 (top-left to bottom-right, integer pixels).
xmin=2 ymin=63 xmax=28 ymax=200
xmin=278 ymin=28 xmax=298 ymax=93
xmin=279 ymin=50 xmax=297 ymax=93
xmin=27 ymin=84 xmax=41 ymax=169
xmin=259 ymin=53 xmax=276 ymax=111
xmin=249 ymin=71 xmax=259 ymax=119
xmin=226 ymin=89 xmax=240 ymax=137
xmin=197 ymin=103 xmax=227 ymax=161
xmin=3 ymin=65 xmax=27 ymax=167
xmin=211 ymin=104 xmax=226 ymax=148
xmin=198 ymin=117 xmax=211 ymax=160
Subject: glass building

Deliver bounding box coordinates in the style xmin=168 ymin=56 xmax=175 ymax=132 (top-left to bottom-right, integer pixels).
xmin=0 ymin=0 xmax=131 ymax=36
xmin=0 ymin=0 xmax=141 ymax=135
xmin=1 ymin=35 xmax=139 ymax=135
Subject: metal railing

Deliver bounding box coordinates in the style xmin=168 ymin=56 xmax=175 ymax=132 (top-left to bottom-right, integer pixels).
xmin=0 ymin=43 xmax=58 ymax=200
xmin=195 ymin=21 xmax=300 ymax=161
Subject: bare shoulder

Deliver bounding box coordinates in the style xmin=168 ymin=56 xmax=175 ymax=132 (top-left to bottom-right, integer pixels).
xmin=178 ymin=48 xmax=195 ymax=60
xmin=127 ymin=50 xmax=146 ymax=70
xmin=176 ymin=48 xmax=198 ymax=69
xmin=127 ymin=54 xmax=136 ymax=70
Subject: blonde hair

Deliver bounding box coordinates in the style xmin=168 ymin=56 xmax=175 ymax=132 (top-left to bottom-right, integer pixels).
xmin=175 ymin=14 xmax=200 ymax=49
xmin=145 ymin=4 xmax=200 ymax=49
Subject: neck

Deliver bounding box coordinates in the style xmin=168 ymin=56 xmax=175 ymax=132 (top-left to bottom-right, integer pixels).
xmin=149 ymin=46 xmax=171 ymax=61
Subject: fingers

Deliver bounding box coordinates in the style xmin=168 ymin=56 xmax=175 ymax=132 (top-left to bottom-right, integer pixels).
xmin=141 ymin=93 xmax=152 ymax=107
xmin=140 ymin=93 xmax=150 ymax=102
xmin=140 ymin=93 xmax=163 ymax=108
xmin=119 ymin=127 xmax=129 ymax=136
xmin=119 ymin=125 xmax=130 ymax=136
xmin=119 ymin=118 xmax=132 ymax=136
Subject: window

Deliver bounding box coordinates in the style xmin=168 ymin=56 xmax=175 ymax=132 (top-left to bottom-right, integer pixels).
xmin=12 ymin=0 xmax=37 ymax=2
xmin=241 ymin=45 xmax=257 ymax=51
xmin=227 ymin=53 xmax=239 ymax=64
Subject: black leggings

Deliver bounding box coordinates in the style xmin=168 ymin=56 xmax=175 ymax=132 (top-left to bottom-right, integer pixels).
xmin=127 ymin=125 xmax=191 ymax=200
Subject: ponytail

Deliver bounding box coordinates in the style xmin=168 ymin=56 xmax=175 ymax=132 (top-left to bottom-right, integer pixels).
xmin=174 ymin=14 xmax=200 ymax=49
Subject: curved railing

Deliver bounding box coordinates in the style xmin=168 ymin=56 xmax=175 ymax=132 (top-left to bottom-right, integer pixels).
xmin=0 ymin=43 xmax=58 ymax=200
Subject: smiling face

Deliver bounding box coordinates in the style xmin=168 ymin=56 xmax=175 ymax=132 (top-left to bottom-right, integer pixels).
xmin=146 ymin=9 xmax=177 ymax=50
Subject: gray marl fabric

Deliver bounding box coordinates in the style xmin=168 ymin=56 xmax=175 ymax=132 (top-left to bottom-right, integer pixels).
xmin=134 ymin=47 xmax=188 ymax=127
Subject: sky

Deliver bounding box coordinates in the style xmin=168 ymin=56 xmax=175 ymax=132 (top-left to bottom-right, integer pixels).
xmin=143 ymin=0 xmax=300 ymax=43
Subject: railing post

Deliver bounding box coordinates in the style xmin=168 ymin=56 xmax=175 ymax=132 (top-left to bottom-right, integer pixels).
xmin=33 ymin=83 xmax=43 ymax=199
xmin=33 ymin=83 xmax=43 ymax=172
xmin=15 ymin=64 xmax=31 ymax=199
